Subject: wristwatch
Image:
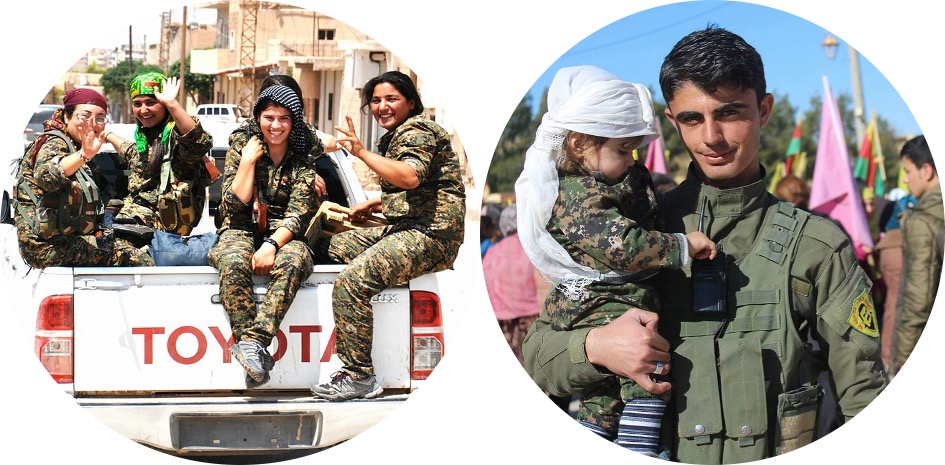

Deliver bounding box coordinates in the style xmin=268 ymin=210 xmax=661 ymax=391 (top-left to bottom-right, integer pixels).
xmin=262 ymin=237 xmax=280 ymax=251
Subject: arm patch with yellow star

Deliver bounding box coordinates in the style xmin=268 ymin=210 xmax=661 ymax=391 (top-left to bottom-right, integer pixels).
xmin=848 ymin=289 xmax=879 ymax=337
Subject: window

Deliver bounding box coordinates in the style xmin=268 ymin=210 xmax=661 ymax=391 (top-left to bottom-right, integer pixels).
xmin=318 ymin=29 xmax=335 ymax=41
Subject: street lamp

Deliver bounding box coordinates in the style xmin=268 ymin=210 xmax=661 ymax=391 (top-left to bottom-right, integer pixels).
xmin=822 ymin=33 xmax=867 ymax=150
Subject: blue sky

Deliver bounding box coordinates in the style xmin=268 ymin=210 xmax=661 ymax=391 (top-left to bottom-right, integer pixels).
xmin=526 ymin=1 xmax=921 ymax=137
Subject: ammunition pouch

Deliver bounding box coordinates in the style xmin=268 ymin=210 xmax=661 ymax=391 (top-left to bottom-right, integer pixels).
xmin=156 ymin=181 xmax=199 ymax=236
xmin=303 ymin=201 xmax=388 ymax=250
xmin=775 ymin=384 xmax=822 ymax=455
xmin=35 ymin=175 xmax=102 ymax=239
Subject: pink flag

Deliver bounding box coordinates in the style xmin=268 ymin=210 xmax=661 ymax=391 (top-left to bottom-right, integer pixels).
xmin=809 ymin=76 xmax=874 ymax=253
xmin=644 ymin=123 xmax=667 ymax=174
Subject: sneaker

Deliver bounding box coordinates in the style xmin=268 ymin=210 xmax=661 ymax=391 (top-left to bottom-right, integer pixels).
xmin=245 ymin=370 xmax=270 ymax=389
xmin=311 ymin=371 xmax=383 ymax=401
xmin=244 ymin=347 xmax=275 ymax=389
xmin=229 ymin=341 xmax=268 ymax=383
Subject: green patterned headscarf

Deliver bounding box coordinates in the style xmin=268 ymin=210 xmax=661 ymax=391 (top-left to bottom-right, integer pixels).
xmin=129 ymin=71 xmax=166 ymax=99
xmin=129 ymin=71 xmax=173 ymax=154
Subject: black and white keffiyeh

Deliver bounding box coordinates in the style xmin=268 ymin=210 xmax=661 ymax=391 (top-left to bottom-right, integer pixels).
xmin=254 ymin=85 xmax=312 ymax=155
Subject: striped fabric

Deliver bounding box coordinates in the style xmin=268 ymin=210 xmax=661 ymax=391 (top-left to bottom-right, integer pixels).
xmin=254 ymin=85 xmax=311 ymax=155
xmin=616 ymin=397 xmax=666 ymax=457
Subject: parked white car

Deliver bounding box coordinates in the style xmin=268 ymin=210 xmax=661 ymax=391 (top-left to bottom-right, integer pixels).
xmin=195 ymin=103 xmax=248 ymax=124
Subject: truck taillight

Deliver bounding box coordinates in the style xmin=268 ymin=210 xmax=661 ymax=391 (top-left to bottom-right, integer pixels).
xmin=34 ymin=294 xmax=74 ymax=383
xmin=410 ymin=290 xmax=444 ymax=380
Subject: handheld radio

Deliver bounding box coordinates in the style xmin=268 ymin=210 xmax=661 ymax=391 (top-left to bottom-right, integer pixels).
xmin=691 ymin=196 xmax=727 ymax=314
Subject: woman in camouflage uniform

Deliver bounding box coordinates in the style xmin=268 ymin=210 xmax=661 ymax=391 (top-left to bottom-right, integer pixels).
xmin=227 ymin=74 xmax=336 ymax=200
xmin=13 ymin=88 xmax=153 ymax=268
xmin=310 ymin=71 xmax=466 ymax=401
xmin=103 ymin=72 xmax=213 ymax=238
xmin=208 ymin=86 xmax=320 ymax=388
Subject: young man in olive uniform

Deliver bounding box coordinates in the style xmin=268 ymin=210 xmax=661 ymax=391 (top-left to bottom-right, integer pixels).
xmin=522 ymin=26 xmax=888 ymax=463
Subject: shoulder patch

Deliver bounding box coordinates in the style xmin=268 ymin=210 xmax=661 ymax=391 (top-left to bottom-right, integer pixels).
xmin=848 ymin=289 xmax=879 ymax=337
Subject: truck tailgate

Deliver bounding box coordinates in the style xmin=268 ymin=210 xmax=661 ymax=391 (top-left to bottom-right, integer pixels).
xmin=72 ymin=266 xmax=411 ymax=393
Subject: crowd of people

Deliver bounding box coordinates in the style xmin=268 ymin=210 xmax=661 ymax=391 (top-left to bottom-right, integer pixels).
xmin=11 ymin=70 xmax=465 ymax=399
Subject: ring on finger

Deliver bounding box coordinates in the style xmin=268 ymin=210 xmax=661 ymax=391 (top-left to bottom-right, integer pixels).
xmin=654 ymin=362 xmax=667 ymax=376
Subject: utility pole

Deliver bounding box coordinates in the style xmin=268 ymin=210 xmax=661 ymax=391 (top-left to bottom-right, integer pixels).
xmin=848 ymin=46 xmax=867 ymax=151
xmin=179 ymin=6 xmax=188 ymax=108
xmin=239 ymin=0 xmax=258 ymax=114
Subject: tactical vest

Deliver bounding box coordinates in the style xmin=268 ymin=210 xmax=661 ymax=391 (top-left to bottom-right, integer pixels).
xmin=13 ymin=130 xmax=103 ymax=239
xmin=154 ymin=146 xmax=200 ymax=236
xmin=669 ymin=200 xmax=825 ymax=464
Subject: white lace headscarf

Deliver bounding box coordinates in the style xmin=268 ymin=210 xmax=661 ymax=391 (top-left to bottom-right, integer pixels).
xmin=514 ymin=65 xmax=659 ymax=300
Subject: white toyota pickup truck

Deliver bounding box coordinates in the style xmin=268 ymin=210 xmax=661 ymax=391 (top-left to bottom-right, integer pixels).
xmin=0 ymin=125 xmax=449 ymax=460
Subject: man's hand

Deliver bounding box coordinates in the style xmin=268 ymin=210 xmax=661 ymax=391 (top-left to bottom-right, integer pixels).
xmin=585 ymin=307 xmax=672 ymax=395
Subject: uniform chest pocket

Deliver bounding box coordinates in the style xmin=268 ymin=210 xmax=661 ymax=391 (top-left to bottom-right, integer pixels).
xmin=717 ymin=337 xmax=768 ymax=441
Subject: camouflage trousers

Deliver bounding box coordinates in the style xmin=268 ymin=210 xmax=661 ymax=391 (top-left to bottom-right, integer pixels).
xmin=18 ymin=229 xmax=154 ymax=268
xmin=326 ymin=225 xmax=461 ymax=378
xmin=116 ymin=200 xmax=158 ymax=228
xmin=208 ymin=229 xmax=313 ymax=346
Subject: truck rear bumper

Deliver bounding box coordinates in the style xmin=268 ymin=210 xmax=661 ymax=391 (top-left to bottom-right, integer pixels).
xmin=76 ymin=392 xmax=407 ymax=454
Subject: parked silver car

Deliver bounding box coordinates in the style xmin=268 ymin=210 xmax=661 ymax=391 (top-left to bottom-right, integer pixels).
xmin=24 ymin=104 xmax=62 ymax=144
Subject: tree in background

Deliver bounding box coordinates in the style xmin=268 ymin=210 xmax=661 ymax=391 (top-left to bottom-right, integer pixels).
xmin=486 ymin=90 xmax=543 ymax=195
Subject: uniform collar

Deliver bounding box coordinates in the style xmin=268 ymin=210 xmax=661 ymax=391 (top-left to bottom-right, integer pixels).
xmin=677 ymin=162 xmax=769 ymax=218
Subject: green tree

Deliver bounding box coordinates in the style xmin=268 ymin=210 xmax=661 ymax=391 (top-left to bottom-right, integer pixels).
xmin=485 ymin=91 xmax=542 ymax=195
xmin=85 ymin=62 xmax=105 ymax=74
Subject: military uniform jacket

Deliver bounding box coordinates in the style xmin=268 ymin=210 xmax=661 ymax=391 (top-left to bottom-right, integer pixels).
xmin=376 ymin=115 xmax=465 ymax=242
xmin=522 ymin=164 xmax=887 ymax=464
xmin=116 ymin=116 xmax=213 ymax=218
xmin=894 ymin=182 xmax=944 ymax=364
xmin=14 ymin=131 xmax=98 ymax=243
xmin=217 ymin=126 xmax=319 ymax=238
xmin=545 ymin=165 xmax=683 ymax=332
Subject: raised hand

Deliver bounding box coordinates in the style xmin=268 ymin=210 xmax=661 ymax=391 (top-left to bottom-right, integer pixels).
xmin=77 ymin=118 xmax=102 ymax=159
xmin=154 ymin=77 xmax=181 ymax=105
xmin=241 ymin=136 xmax=265 ymax=165
xmin=334 ymin=115 xmax=366 ymax=158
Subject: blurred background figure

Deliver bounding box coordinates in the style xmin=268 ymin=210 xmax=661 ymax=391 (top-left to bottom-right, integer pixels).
xmin=774 ymin=174 xmax=810 ymax=209
xmin=483 ymin=204 xmax=542 ymax=365
xmin=874 ymin=187 xmax=916 ymax=370
xmin=892 ymin=135 xmax=942 ymax=375
xmin=650 ymin=172 xmax=678 ymax=194
xmin=480 ymin=203 xmax=502 ymax=258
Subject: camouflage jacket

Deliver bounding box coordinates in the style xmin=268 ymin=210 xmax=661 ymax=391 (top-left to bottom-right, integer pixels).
xmin=14 ymin=131 xmax=98 ymax=241
xmin=544 ymin=165 xmax=683 ymax=330
xmin=116 ymin=116 xmax=213 ymax=212
xmin=376 ymin=115 xmax=466 ymax=242
xmin=217 ymin=125 xmax=319 ymax=238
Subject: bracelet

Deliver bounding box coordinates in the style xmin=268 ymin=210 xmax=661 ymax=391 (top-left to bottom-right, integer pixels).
xmin=78 ymin=150 xmax=94 ymax=162
xmin=262 ymin=237 xmax=280 ymax=251
xmin=102 ymin=131 xmax=112 ymax=140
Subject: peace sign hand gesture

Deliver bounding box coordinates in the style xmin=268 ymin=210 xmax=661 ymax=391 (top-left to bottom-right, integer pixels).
xmin=334 ymin=115 xmax=366 ymax=159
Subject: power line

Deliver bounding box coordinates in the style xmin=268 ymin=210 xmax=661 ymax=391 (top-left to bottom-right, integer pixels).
xmin=563 ymin=2 xmax=733 ymax=57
